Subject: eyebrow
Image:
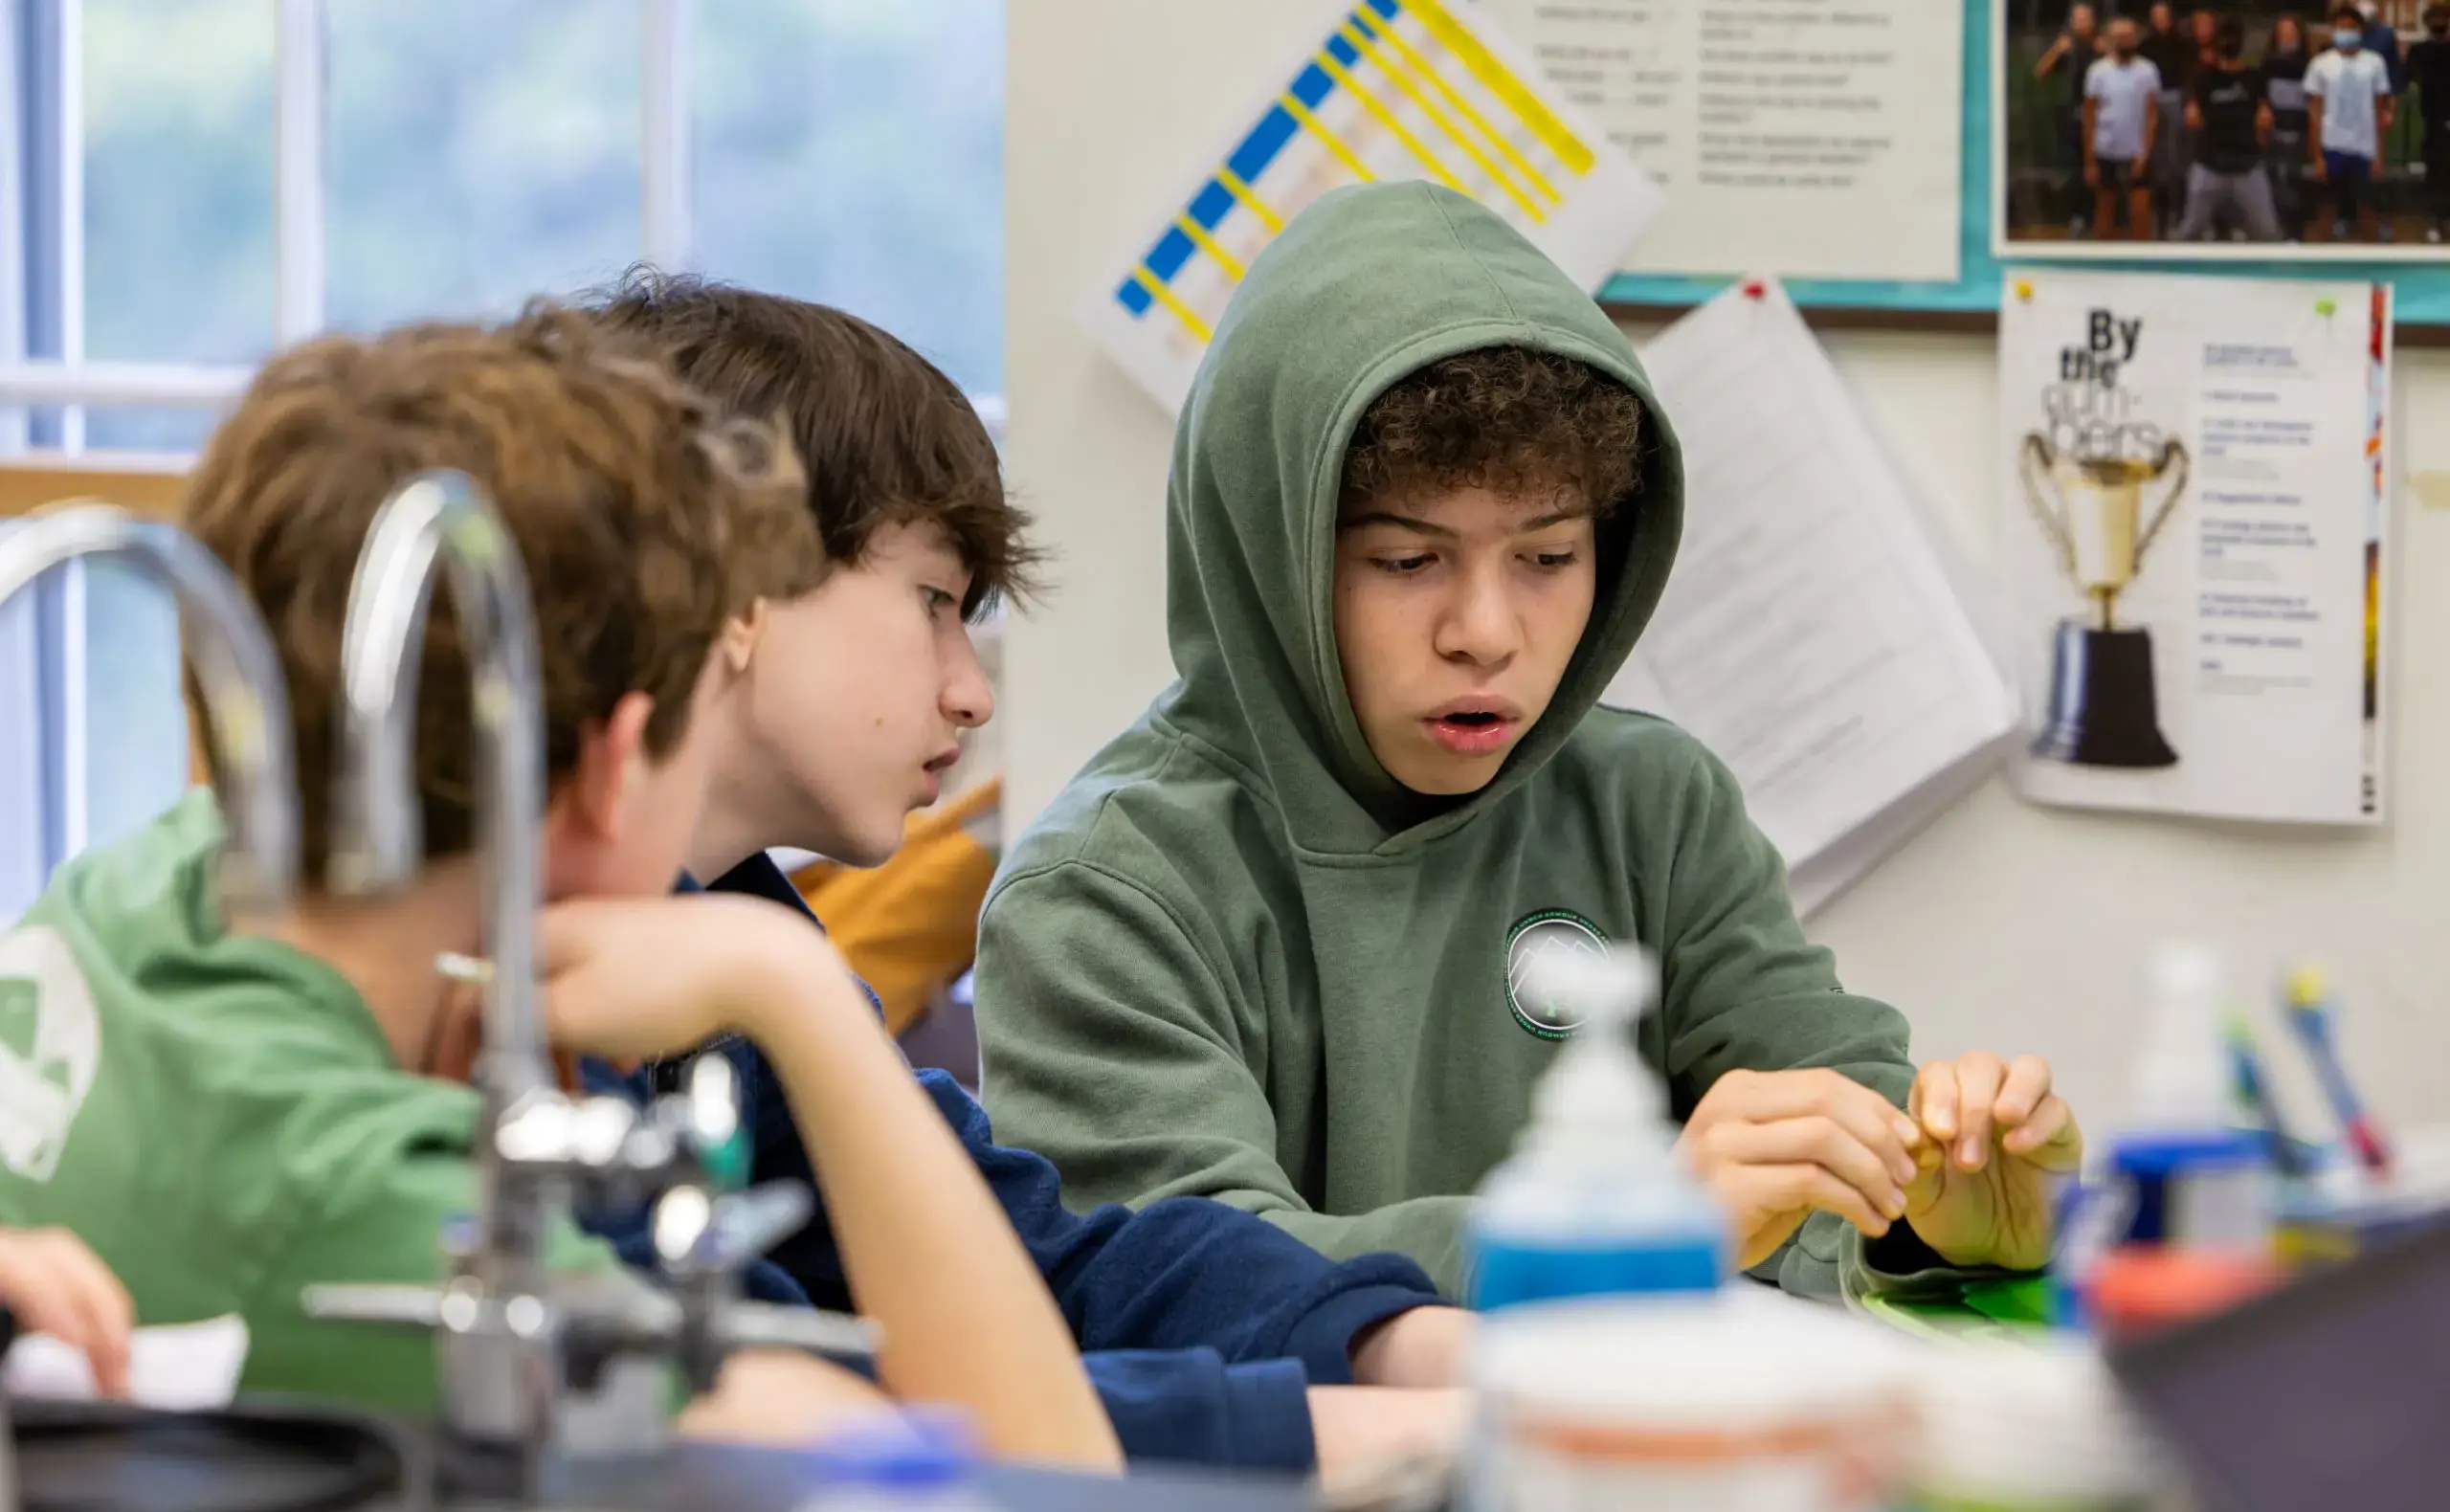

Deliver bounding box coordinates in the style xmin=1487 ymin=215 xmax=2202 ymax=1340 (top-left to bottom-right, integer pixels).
xmin=1339 ymin=506 xmax=1589 ymax=536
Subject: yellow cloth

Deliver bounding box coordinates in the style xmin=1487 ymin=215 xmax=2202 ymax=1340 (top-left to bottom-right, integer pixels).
xmin=792 ymin=778 xmax=1000 ymax=1035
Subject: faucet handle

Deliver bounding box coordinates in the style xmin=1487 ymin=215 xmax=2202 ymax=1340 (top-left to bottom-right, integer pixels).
xmin=652 ymin=1180 xmax=813 ymax=1278
xmin=716 ymin=1301 xmax=879 ymax=1367
xmin=674 ymin=1051 xmax=750 ymax=1191
xmin=302 ymin=1280 xmax=452 ymax=1331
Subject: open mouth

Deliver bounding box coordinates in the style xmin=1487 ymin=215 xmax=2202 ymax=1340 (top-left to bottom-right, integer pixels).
xmin=1424 ymin=705 xmax=1520 ymax=756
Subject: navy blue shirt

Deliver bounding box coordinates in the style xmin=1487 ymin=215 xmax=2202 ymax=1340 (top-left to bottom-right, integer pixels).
xmin=578 ymin=853 xmax=1445 ymax=1472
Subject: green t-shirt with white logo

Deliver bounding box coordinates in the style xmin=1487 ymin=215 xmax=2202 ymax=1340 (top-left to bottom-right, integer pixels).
xmin=0 ymin=791 xmax=617 ymax=1412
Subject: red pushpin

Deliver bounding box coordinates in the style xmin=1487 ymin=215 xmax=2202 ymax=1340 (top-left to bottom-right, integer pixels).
xmin=1739 ymin=278 xmax=1767 ymax=300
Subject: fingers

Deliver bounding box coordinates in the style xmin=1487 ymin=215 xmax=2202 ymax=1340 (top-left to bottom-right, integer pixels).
xmin=1697 ymin=1117 xmax=1908 ymax=1223
xmin=1696 ymin=1069 xmax=1923 ymax=1166
xmin=1916 ymin=1053 xmax=2004 ymax=1168
xmin=1726 ymin=1163 xmax=1891 ymax=1242
xmin=0 ymin=1229 xmax=134 ymax=1398
xmin=1993 ymin=1055 xmax=2054 ymax=1128
xmin=73 ymin=1247 xmax=134 ymax=1399
xmin=2004 ymin=1094 xmax=2084 ymax=1170
xmin=1915 ymin=1059 xmax=1960 ymax=1145
xmin=1949 ymin=1052 xmax=2005 ymax=1171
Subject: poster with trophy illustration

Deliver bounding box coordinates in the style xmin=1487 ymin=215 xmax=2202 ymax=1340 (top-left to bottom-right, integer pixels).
xmin=1998 ymin=269 xmax=2390 ymax=825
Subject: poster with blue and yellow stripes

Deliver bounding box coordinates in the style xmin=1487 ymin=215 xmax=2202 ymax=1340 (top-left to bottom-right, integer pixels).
xmin=1080 ymin=0 xmax=1660 ymax=415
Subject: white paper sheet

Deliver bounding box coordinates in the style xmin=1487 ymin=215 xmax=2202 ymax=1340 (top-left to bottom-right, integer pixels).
xmin=1080 ymin=0 xmax=1663 ymax=415
xmin=1473 ymin=0 xmax=1962 ymax=281
xmin=4 ymin=1313 xmax=250 ymax=1412
xmin=1996 ymin=271 xmax=2390 ymax=825
xmin=1603 ymin=279 xmax=2016 ymax=912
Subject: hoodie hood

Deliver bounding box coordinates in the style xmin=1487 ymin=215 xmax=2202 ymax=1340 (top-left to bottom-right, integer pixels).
xmin=1158 ymin=182 xmax=1683 ymax=857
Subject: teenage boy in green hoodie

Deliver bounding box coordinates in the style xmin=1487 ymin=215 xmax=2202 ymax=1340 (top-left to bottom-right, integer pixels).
xmin=974 ymin=184 xmax=2082 ymax=1301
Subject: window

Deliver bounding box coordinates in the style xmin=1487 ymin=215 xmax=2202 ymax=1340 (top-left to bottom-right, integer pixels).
xmin=327 ymin=0 xmax=645 ymax=328
xmin=0 ymin=0 xmax=1005 ymax=913
xmin=694 ymin=0 xmax=1004 ymax=393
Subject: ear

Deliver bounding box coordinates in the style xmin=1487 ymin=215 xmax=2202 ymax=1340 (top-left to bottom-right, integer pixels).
xmin=720 ymin=601 xmax=768 ymax=678
xmin=552 ymin=691 xmax=659 ymax=849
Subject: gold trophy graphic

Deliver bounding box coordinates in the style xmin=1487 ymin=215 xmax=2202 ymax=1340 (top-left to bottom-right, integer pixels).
xmin=2020 ymin=434 xmax=2190 ymax=768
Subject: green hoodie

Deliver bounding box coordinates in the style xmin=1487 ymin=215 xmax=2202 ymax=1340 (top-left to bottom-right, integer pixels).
xmin=976 ymin=183 xmax=1916 ymax=1300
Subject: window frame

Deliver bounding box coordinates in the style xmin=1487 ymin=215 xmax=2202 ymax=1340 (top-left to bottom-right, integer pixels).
xmin=2 ymin=0 xmax=1004 ymax=883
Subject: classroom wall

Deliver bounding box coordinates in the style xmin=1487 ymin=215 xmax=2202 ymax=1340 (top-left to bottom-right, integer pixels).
xmin=1003 ymin=0 xmax=2450 ymax=1134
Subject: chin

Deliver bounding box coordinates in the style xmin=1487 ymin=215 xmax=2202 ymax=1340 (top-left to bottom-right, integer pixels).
xmin=830 ymin=821 xmax=907 ymax=871
xmin=1392 ymin=755 xmax=1504 ymax=797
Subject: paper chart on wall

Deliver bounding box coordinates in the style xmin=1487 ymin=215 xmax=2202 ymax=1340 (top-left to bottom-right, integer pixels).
xmin=1472 ymin=0 xmax=1963 ymax=281
xmin=1602 ymin=279 xmax=2018 ymax=916
xmin=1080 ymin=0 xmax=1663 ymax=416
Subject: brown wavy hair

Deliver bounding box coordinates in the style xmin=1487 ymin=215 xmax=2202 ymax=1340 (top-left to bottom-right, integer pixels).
xmin=182 ymin=301 xmax=821 ymax=871
xmin=586 ymin=269 xmax=1040 ymax=617
xmin=1340 ymin=346 xmax=1646 ymax=519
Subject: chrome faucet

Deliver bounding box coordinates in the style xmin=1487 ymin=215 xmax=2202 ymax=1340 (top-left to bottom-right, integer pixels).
xmin=325 ymin=470 xmax=553 ymax=1249
xmin=0 ymin=503 xmax=298 ymax=914
xmin=319 ymin=469 xmax=563 ymax=1472
xmin=305 ymin=472 xmax=872 ymax=1500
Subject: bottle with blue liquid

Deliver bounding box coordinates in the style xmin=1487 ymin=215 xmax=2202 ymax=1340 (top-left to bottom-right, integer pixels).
xmin=1465 ymin=943 xmax=1727 ymax=1311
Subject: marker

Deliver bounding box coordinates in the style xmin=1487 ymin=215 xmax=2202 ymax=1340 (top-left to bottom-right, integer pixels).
xmin=2283 ymin=964 xmax=2393 ymax=1178
xmin=2225 ymin=1014 xmax=2307 ymax=1177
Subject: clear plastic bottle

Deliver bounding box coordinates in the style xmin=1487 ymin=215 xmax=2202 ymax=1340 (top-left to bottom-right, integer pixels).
xmin=2105 ymin=943 xmax=2273 ymax=1251
xmin=1465 ymin=943 xmax=1728 ymax=1311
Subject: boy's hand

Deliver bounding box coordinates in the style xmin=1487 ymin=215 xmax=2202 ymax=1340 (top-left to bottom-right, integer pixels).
xmin=0 ymin=1227 xmax=134 ymax=1398
xmin=1904 ymin=1052 xmax=2083 ymax=1270
xmin=540 ymin=895 xmax=855 ymax=1062
xmin=1676 ymin=1069 xmax=1925 ymax=1271
xmin=1307 ymin=1386 xmax=1469 ymax=1489
xmin=1350 ymin=1305 xmax=1470 ymax=1389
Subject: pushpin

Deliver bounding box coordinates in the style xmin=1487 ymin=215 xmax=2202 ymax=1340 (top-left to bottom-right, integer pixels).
xmin=1739 ymin=278 xmax=1767 ymax=300
xmin=2013 ymin=278 xmax=2034 ymax=301
xmin=2315 ymin=297 xmax=2338 ymax=317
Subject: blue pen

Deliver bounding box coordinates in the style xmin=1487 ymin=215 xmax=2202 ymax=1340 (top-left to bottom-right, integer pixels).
xmin=2283 ymin=964 xmax=2393 ymax=1178
xmin=2225 ymin=1014 xmax=2306 ymax=1177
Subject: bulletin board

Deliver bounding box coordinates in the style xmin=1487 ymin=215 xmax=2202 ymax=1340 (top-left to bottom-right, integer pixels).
xmin=1598 ymin=0 xmax=2450 ymax=339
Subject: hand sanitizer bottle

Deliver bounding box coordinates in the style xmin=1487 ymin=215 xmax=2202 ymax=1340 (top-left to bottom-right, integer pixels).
xmin=2107 ymin=943 xmax=2273 ymax=1251
xmin=1465 ymin=943 xmax=1728 ymax=1311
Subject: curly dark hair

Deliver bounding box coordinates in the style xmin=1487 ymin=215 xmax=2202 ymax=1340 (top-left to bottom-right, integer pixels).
xmin=1339 ymin=345 xmax=1646 ymax=519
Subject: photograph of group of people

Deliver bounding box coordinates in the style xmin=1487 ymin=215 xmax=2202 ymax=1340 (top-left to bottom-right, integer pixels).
xmin=1999 ymin=0 xmax=2450 ymax=254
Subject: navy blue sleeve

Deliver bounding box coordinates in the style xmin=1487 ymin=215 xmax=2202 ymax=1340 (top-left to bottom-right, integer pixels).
xmin=1081 ymin=1352 xmax=1316 ymax=1474
xmin=909 ymin=1070 xmax=1445 ymax=1388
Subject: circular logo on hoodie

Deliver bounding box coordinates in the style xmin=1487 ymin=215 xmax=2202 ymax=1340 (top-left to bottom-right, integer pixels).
xmin=1504 ymin=909 xmax=1609 ymax=1041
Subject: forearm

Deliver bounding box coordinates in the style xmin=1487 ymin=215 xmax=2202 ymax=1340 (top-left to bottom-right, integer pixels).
xmin=753 ymin=986 xmax=1121 ymax=1470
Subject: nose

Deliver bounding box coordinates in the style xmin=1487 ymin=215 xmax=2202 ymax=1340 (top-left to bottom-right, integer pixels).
xmin=1431 ymin=558 xmax=1521 ymax=669
xmin=944 ymin=625 xmax=995 ymax=728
